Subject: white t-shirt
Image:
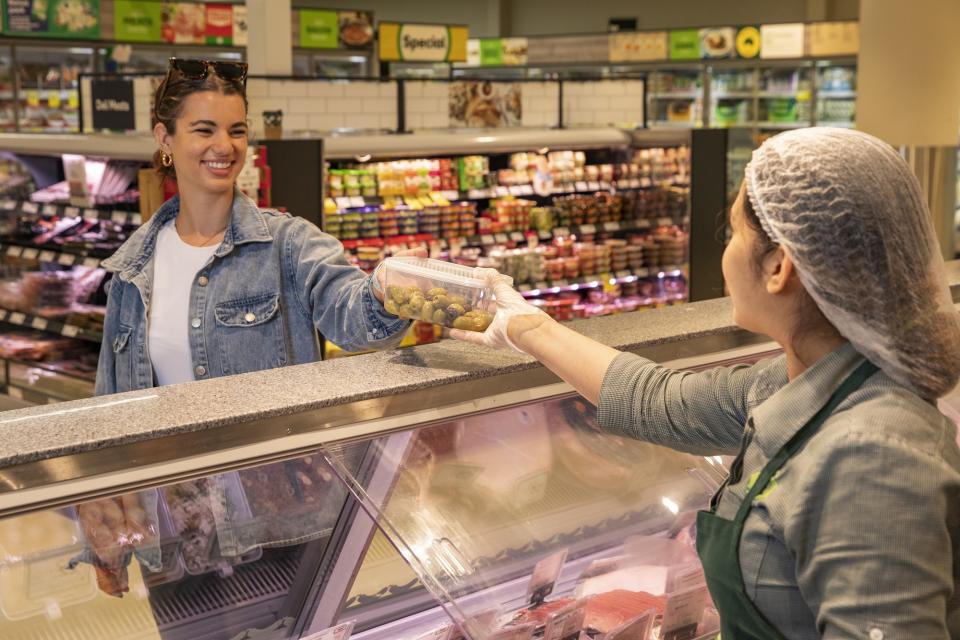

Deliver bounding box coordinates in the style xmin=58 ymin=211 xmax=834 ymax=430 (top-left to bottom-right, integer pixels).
xmin=148 ymin=220 xmax=219 ymax=386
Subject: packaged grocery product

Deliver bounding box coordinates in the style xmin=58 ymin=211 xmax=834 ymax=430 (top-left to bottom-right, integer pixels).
xmin=382 ymin=257 xmax=497 ymax=332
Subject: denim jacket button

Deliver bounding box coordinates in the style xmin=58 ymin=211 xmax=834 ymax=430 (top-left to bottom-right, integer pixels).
xmin=191 ymin=317 xmax=201 ymax=328
xmin=244 ymin=312 xmax=256 ymax=323
xmin=194 ymin=365 xmax=206 ymax=377
xmin=197 ymin=275 xmax=209 ymax=287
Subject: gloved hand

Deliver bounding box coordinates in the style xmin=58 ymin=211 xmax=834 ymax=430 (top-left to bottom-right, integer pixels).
xmin=449 ymin=268 xmax=549 ymax=353
xmin=373 ymin=247 xmax=428 ymax=305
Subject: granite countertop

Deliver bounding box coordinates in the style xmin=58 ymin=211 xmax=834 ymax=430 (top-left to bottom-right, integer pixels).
xmin=0 ymin=297 xmax=741 ymax=468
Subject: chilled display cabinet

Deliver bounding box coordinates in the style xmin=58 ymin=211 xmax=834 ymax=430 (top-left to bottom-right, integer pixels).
xmin=14 ymin=45 xmax=94 ymax=133
xmin=646 ymin=67 xmax=704 ymax=129
xmin=815 ymin=60 xmax=857 ymax=128
xmin=0 ymin=292 xmax=793 ymax=640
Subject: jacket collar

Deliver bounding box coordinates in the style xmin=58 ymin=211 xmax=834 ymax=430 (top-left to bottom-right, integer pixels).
xmin=102 ymin=189 xmax=272 ymax=281
xmin=749 ymin=342 xmax=867 ymax=458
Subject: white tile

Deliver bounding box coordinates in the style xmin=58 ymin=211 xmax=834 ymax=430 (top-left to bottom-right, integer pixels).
xmin=421 ymin=82 xmax=448 ymax=98
xmin=564 ymin=83 xmax=590 ymax=98
xmin=596 ymin=82 xmax=627 ymax=96
xmin=134 ymin=109 xmax=151 ymax=133
xmin=380 ymin=113 xmax=399 ymax=129
xmin=246 ymin=78 xmax=269 ymax=98
xmin=362 ymin=97 xmax=394 ymax=114
xmin=283 ymin=113 xmax=308 ymax=131
xmin=307 ymin=81 xmax=345 ymax=98
xmin=422 ymin=111 xmax=449 ymax=129
xmin=288 ymin=97 xmax=324 ymax=114
xmin=269 ymin=80 xmax=308 ymax=97
xmin=327 ymin=97 xmax=364 ymax=114
xmin=407 ymin=97 xmax=444 ymax=115
xmin=379 ymin=83 xmax=397 ymax=98
xmin=343 ymin=82 xmax=381 ymax=98
xmin=309 ymin=114 xmax=344 ymax=131
xmin=248 ymin=97 xmax=288 ymax=117
xmin=347 ymin=114 xmax=381 ymax=129
xmin=580 ymin=96 xmax=610 ymax=111
xmin=404 ymin=81 xmax=425 ymax=97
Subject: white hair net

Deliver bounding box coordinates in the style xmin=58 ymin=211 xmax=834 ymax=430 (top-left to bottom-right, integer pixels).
xmin=744 ymin=127 xmax=960 ymax=398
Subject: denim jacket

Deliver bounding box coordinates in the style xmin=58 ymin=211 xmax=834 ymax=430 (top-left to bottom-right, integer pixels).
xmin=95 ymin=190 xmax=408 ymax=395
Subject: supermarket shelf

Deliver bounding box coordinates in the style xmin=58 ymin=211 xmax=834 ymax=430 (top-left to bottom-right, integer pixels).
xmin=712 ymin=91 xmax=754 ymax=99
xmin=0 ymin=307 xmax=102 ymax=343
xmin=518 ymin=264 xmax=687 ymax=298
xmin=818 ymin=90 xmax=856 ymax=98
xmin=0 ymin=132 xmax=155 ymax=161
xmin=756 ymin=121 xmax=809 ymax=129
xmin=648 ymin=92 xmax=700 ymax=99
xmin=0 ymin=242 xmax=105 ymax=268
xmin=817 ymin=120 xmax=855 ymax=128
xmin=757 ymin=91 xmax=802 ymax=98
xmin=648 ymin=121 xmax=697 ymax=129
xmin=0 ymin=198 xmax=142 ymax=225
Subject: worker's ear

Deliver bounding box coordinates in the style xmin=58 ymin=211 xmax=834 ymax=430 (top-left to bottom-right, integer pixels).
xmin=764 ymin=246 xmax=795 ymax=295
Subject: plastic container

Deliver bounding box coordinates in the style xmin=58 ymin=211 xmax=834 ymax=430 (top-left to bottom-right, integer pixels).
xmin=382 ymin=257 xmax=497 ymax=332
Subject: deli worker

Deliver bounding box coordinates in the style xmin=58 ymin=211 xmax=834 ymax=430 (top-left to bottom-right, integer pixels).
xmin=455 ymin=128 xmax=960 ymax=638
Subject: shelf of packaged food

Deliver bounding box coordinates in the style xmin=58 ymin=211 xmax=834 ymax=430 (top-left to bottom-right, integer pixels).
xmin=0 ymin=133 xmax=155 ymax=161
xmin=337 ymin=218 xmax=686 ymax=251
xmin=0 ymin=242 xmax=105 ymax=268
xmin=818 ymin=90 xmax=856 ymax=99
xmin=816 ymin=120 xmax=855 ymax=128
xmin=712 ymin=91 xmax=754 ymax=99
xmin=757 ymin=91 xmax=803 ymax=99
xmin=756 ymin=121 xmax=809 ymax=129
xmin=648 ymin=120 xmax=697 ymax=129
xmin=0 ymin=307 xmax=102 ymax=343
xmin=517 ymin=264 xmax=687 ymax=298
xmin=0 ymin=198 xmax=142 ymax=225
xmin=1 ymin=357 xmax=96 ymax=404
xmin=647 ymin=92 xmax=700 ymax=99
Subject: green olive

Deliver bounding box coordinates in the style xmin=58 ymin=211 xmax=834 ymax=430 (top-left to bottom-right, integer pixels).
xmin=384 ymin=299 xmax=399 ymax=315
xmin=406 ymin=285 xmax=422 ymax=297
xmin=420 ymin=301 xmax=435 ymax=322
xmin=408 ymin=295 xmax=426 ymax=312
xmin=452 ymin=316 xmax=474 ymax=330
xmin=446 ymin=303 xmax=466 ymax=323
xmin=387 ymin=285 xmax=408 ymax=304
xmin=426 ymin=287 xmax=447 ymax=298
xmin=432 ymin=309 xmax=447 ymax=324
xmin=449 ymin=295 xmax=467 ymax=307
xmin=432 ymin=294 xmax=451 ymax=308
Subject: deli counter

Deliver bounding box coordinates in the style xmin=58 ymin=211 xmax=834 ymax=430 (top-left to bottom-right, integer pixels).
xmin=0 ymin=273 xmax=955 ymax=640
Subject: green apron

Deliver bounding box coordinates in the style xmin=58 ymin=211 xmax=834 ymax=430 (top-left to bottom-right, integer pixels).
xmin=696 ymin=359 xmax=878 ymax=639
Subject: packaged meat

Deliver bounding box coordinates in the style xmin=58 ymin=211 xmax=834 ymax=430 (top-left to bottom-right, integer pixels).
xmin=601 ymin=609 xmax=656 ymax=640
xmin=543 ymin=599 xmax=587 ymax=640
xmin=0 ymin=509 xmax=96 ymax=620
xmin=75 ymin=490 xmax=161 ymax=597
xmin=584 ymin=590 xmax=668 ymax=634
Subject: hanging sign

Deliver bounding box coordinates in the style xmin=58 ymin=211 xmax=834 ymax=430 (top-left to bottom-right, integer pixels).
xmin=231 ymin=3 xmax=247 ymax=46
xmin=609 ymin=31 xmax=668 ymax=62
xmin=91 ymin=78 xmax=136 ymax=131
xmin=379 ymin=22 xmax=468 ymax=62
xmin=735 ymin=25 xmax=761 ymax=58
xmin=479 ymin=38 xmax=502 ymax=66
xmin=114 ymin=0 xmax=162 ymax=42
xmin=806 ymin=21 xmax=859 ymax=57
xmin=3 ymin=0 xmax=101 ymax=39
xmin=760 ymin=23 xmax=805 ymax=59
xmin=161 ymin=2 xmax=205 ymax=44
xmin=668 ymin=29 xmax=700 ymax=60
xmin=299 ymin=9 xmax=337 ymax=48
xmin=204 ymin=3 xmax=231 ymax=45
xmin=699 ymin=27 xmax=735 ymax=58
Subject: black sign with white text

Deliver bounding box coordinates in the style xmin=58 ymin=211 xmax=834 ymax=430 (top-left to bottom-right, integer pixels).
xmin=91 ymin=79 xmax=136 ymax=131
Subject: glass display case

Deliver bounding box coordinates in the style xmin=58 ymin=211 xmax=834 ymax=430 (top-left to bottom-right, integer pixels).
xmin=0 ymin=46 xmax=14 ymax=133
xmin=646 ymin=67 xmax=704 ymax=128
xmin=293 ymin=51 xmax=372 ymax=78
xmin=707 ymin=66 xmax=755 ymax=129
xmin=96 ymin=46 xmax=244 ymax=73
xmin=0 ymin=309 xmax=785 ymax=640
xmin=815 ymin=60 xmax=857 ymax=128
xmin=14 ymin=45 xmax=94 ymax=133
xmin=755 ymin=62 xmax=813 ymax=135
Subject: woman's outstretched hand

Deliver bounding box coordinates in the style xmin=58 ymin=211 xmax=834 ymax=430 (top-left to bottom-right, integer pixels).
xmin=449 ymin=268 xmax=550 ymax=353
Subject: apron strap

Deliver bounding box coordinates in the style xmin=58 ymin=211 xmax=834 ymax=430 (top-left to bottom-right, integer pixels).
xmin=733 ymin=359 xmax=879 ymax=522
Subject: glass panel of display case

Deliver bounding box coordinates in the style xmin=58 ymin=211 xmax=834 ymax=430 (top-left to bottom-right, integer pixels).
xmin=101 ymin=46 xmax=243 ymax=73
xmin=390 ymin=62 xmax=452 ymax=80
xmin=707 ymin=66 xmax=756 ymax=128
xmin=816 ymin=61 xmax=857 ymax=128
xmin=0 ymin=447 xmax=365 ymax=639
xmin=14 ymin=46 xmax=94 ymax=133
xmin=756 ymin=63 xmax=813 ymax=133
xmin=647 ymin=67 xmax=703 ymax=128
xmin=0 ymin=46 xmax=15 ymax=132
xmin=325 ymin=394 xmax=724 ymax=639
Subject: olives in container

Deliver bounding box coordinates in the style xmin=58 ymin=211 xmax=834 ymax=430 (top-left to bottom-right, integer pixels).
xmin=382 ymin=257 xmax=497 ymax=332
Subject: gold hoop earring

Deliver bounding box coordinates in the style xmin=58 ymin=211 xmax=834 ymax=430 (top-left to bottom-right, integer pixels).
xmin=161 ymin=152 xmax=173 ymax=167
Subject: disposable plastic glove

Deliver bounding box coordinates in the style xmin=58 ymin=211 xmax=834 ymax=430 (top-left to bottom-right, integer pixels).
xmin=450 ymin=268 xmax=548 ymax=353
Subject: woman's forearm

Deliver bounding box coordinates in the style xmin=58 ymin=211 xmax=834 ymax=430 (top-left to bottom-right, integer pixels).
xmin=508 ymin=315 xmax=622 ymax=405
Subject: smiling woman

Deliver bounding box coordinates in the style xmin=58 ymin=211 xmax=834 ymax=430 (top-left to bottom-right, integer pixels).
xmin=95 ymin=58 xmax=419 ymax=395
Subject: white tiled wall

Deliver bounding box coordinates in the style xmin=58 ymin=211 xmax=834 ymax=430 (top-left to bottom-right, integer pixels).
xmin=247 ymin=79 xmax=397 ymax=135
xmin=521 ymin=82 xmax=560 ymax=128
xmin=404 ymin=80 xmax=450 ymax=130
xmin=563 ymin=80 xmax=645 ymax=127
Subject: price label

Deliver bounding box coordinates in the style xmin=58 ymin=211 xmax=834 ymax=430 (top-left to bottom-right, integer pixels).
xmin=657 ymin=217 xmax=674 ymax=227
xmin=67 ymin=91 xmax=80 ymax=109
xmin=604 ymin=221 xmax=621 ymax=232
xmin=9 ymin=312 xmax=25 ymax=325
xmin=83 ymin=257 xmax=100 ymax=268
xmin=42 ymin=204 xmax=59 ymax=216
xmin=82 ymin=209 xmax=99 ymax=221
xmin=616 ymin=270 xmax=632 ymax=278
xmin=5 ymin=246 xmax=21 ymax=257
xmin=21 ymin=202 xmax=39 ymax=214
xmin=599 ymin=181 xmax=612 ymax=191
xmin=0 ymin=201 xmax=15 ymax=210
xmin=64 ymin=206 xmax=80 ymax=218
xmin=467 ymin=189 xmax=490 ymax=199
xmin=494 ymin=233 xmax=509 ymax=244
xmin=111 ymin=211 xmax=127 ymax=224
xmin=349 ymin=196 xmax=366 ymax=208
xmin=0 ymin=310 xmax=8 ymax=321
xmin=25 ymin=90 xmax=40 ymax=107
xmin=580 ymin=224 xmax=597 ymax=235
xmin=61 ymin=324 xmax=79 ymax=338
xmin=509 ymin=232 xmax=525 ymax=242
xmin=518 ymin=283 xmax=532 ymax=292
xmin=334 ymin=197 xmax=352 ymax=210
xmin=641 ymin=178 xmax=653 ymax=188
xmin=636 ymin=268 xmax=650 ymax=277
xmin=441 ymin=190 xmax=460 ymax=201
xmin=47 ymin=91 xmax=62 ymax=108
xmin=587 ymin=181 xmax=601 ymax=191
xmin=518 ymin=184 xmax=534 ymax=195
xmin=493 ymin=186 xmax=508 ymax=197
xmin=617 ymin=179 xmax=630 ymax=189
xmin=39 ymin=251 xmax=55 ymax=263
xmin=131 ymin=213 xmax=143 ymax=225
xmin=22 ymin=248 xmax=38 ymax=260
xmin=555 ymin=279 xmax=569 ymax=286
xmin=538 ymin=230 xmax=553 ymax=241
xmin=30 ymin=317 xmax=48 ymax=331
xmin=575 ymin=181 xmax=588 ymax=192
xmin=480 ymin=235 xmax=495 ymax=246
xmin=508 ymin=185 xmax=525 ymax=196
xmin=629 ymin=179 xmax=641 ymax=189
xmin=553 ymin=227 xmax=570 ymax=237
xmin=58 ymin=253 xmax=74 ymax=266
xmin=635 ymin=219 xmax=651 ymax=229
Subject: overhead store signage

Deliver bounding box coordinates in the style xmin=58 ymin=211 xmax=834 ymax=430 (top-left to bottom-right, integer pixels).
xmin=735 ymin=26 xmax=761 ymax=58
xmin=668 ymin=29 xmax=700 ymax=60
xmin=479 ymin=38 xmax=502 ymax=66
xmin=231 ymin=3 xmax=247 ymax=46
xmin=299 ymin=9 xmax=338 ymax=48
xmin=379 ymin=22 xmax=468 ymax=62
xmin=161 ymin=3 xmax=205 ymax=44
xmin=114 ymin=0 xmax=161 ymax=42
xmin=90 ymin=78 xmax=136 ymax=131
xmin=528 ymin=34 xmax=608 ymax=64
xmin=204 ymin=3 xmax=231 ymax=45
xmin=807 ymin=21 xmax=858 ymax=57
xmin=700 ymin=27 xmax=735 ymax=58
xmin=2 ymin=0 xmax=101 ymax=39
xmin=609 ymin=31 xmax=667 ymax=62
xmin=468 ymin=37 xmax=528 ymax=66
xmin=760 ymin=23 xmax=805 ymax=59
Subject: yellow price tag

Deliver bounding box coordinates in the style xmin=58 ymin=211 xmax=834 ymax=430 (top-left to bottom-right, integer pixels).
xmin=47 ymin=92 xmax=61 ymax=108
xmin=25 ymin=91 xmax=40 ymax=107
xmin=417 ymin=195 xmax=435 ymax=207
xmin=429 ymin=191 xmax=450 ymax=206
xmin=403 ymin=197 xmax=424 ymax=211
xmin=323 ymin=198 xmax=338 ymax=214
xmin=67 ymin=91 xmax=79 ymax=109
xmin=795 ymin=89 xmax=812 ymax=102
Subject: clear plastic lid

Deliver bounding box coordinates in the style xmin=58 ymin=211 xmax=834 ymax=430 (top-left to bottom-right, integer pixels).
xmin=384 ymin=257 xmax=490 ymax=289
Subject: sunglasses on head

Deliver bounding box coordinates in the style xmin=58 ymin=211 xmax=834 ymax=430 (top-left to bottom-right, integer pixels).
xmin=165 ymin=57 xmax=248 ymax=85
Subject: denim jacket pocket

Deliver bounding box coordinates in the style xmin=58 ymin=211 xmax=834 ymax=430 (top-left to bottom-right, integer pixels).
xmin=214 ymin=293 xmax=287 ymax=375
xmin=112 ymin=325 xmax=135 ymax=390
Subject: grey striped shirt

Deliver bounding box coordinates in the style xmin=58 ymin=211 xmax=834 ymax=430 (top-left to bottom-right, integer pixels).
xmin=598 ymin=343 xmax=960 ymax=639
